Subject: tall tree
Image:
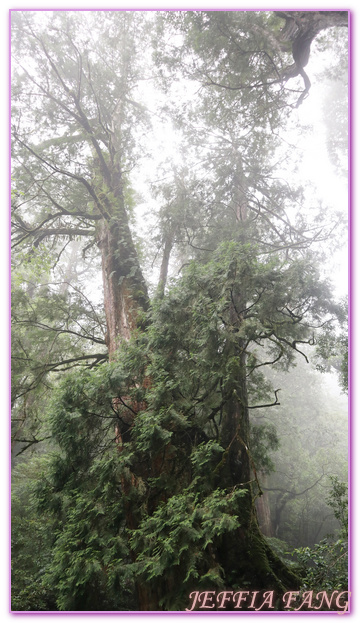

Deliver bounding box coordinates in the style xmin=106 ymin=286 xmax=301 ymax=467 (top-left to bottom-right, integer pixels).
xmin=11 ymin=10 xmax=348 ymax=611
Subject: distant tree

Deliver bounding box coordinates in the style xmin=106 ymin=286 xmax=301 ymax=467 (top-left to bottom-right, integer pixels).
xmin=255 ymin=358 xmax=348 ymax=547
xmin=291 ymin=476 xmax=348 ymax=598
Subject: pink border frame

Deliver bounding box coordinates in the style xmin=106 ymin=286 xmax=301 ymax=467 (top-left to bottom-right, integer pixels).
xmin=8 ymin=7 xmax=353 ymax=616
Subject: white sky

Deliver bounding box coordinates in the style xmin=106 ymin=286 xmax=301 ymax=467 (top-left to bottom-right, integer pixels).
xmin=286 ymin=53 xmax=348 ymax=298
xmin=1 ymin=1 xmax=358 ymax=621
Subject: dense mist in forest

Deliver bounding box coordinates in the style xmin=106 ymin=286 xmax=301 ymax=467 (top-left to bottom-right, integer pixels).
xmin=11 ymin=9 xmax=348 ymax=613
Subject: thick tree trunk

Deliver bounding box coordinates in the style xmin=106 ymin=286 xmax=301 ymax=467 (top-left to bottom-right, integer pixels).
xmin=213 ymin=276 xmax=299 ymax=604
xmin=216 ymin=392 xmax=298 ymax=602
xmin=97 ymin=211 xmax=149 ymax=357
xmin=95 ymin=170 xmax=154 ymax=608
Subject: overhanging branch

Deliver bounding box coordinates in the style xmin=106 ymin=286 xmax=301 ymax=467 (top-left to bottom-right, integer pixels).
xmin=248 ymin=389 xmax=281 ymax=410
xmin=13 ymin=134 xmax=110 ymax=220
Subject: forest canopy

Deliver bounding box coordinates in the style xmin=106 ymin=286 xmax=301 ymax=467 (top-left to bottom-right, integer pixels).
xmin=11 ymin=9 xmax=349 ymax=613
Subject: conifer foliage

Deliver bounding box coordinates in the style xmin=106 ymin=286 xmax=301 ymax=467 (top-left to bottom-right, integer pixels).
xmin=11 ymin=10 xmax=348 ymax=611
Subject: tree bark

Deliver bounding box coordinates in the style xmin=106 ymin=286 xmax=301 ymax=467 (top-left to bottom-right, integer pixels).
xmin=256 ymin=473 xmax=274 ymax=537
xmin=97 ymin=203 xmax=149 ymax=357
xmin=274 ymin=10 xmax=348 ymax=107
xmin=210 ymin=155 xmax=300 ymax=599
xmin=157 ymin=233 xmax=173 ymax=298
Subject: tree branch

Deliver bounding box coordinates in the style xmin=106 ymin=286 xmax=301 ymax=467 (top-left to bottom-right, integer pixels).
xmin=14 ymin=320 xmax=106 ymax=345
xmin=13 ymin=134 xmax=110 ymax=220
xmin=248 ymin=389 xmax=281 ymax=409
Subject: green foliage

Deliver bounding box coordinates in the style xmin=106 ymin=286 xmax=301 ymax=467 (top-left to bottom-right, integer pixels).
xmin=11 ymin=9 xmax=348 ymax=612
xmin=250 ymin=423 xmax=279 ymax=474
xmin=326 ymin=476 xmax=348 ymax=533
xmin=11 ymin=456 xmax=57 ymax=611
xmin=264 ymin=536 xmax=293 ymax=562
xmin=157 ymin=11 xmax=288 ymax=130
xmin=21 ymin=243 xmax=342 ymax=609
xmin=40 ymin=482 xmax=136 ymax=611
xmin=11 ymin=264 xmax=107 ymax=459
xmin=291 ymin=477 xmax=348 ymax=593
xmin=31 ymin=352 xmax=247 ymax=609
xmin=130 ymin=487 xmax=246 ymax=609
xmin=315 ymin=299 xmax=348 ymax=393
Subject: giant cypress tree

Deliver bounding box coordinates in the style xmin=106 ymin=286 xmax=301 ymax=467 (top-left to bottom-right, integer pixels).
xmin=11 ymin=10 xmax=348 ymax=611
xmin=12 ymin=10 xmax=152 ymax=608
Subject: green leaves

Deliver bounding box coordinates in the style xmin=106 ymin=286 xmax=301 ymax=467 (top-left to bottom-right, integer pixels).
xmin=130 ymin=486 xmax=246 ymax=607
xmin=11 ymin=455 xmax=58 ymax=611
xmin=12 ymin=233 xmax=345 ymax=610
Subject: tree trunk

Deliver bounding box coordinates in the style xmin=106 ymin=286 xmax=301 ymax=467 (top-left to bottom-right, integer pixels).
xmin=94 ymin=164 xmax=155 ymax=607
xmin=97 ymin=208 xmax=149 ymax=356
xmin=256 ymin=473 xmax=274 ymax=537
xmin=212 ymin=203 xmax=299 ymax=602
xmin=216 ymin=373 xmax=298 ymax=601
xmin=157 ymin=233 xmax=173 ymax=298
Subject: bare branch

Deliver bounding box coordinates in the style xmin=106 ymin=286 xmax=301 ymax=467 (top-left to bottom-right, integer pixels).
xmin=248 ymin=389 xmax=281 ymax=409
